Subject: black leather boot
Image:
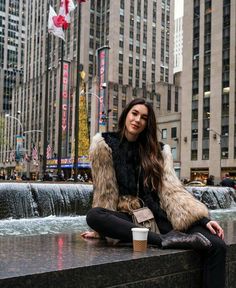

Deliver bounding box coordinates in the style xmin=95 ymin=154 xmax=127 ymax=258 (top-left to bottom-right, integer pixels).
xmin=161 ymin=231 xmax=212 ymax=250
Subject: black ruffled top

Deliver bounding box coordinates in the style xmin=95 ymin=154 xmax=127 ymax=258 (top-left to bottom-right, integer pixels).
xmin=102 ymin=132 xmax=140 ymax=196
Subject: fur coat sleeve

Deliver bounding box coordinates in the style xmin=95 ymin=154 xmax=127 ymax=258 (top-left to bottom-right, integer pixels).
xmin=159 ymin=144 xmax=209 ymax=231
xmin=89 ymin=133 xmax=119 ymax=210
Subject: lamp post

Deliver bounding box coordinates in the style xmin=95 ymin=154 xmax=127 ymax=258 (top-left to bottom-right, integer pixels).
xmin=5 ymin=114 xmax=23 ymax=135
xmin=88 ymin=90 xmax=112 ymax=135
xmin=207 ymin=128 xmax=222 ymax=181
xmin=5 ymin=114 xmax=24 ymax=178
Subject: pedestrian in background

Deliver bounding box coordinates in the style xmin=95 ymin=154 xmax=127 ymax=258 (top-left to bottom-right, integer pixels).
xmin=221 ymin=173 xmax=235 ymax=188
xmin=207 ymin=175 xmax=215 ymax=186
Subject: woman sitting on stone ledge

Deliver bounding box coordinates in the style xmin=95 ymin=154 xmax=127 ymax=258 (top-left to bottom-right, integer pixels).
xmin=82 ymin=98 xmax=226 ymax=288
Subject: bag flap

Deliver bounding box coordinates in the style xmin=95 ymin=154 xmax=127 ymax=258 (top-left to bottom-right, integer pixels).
xmin=132 ymin=207 xmax=154 ymax=223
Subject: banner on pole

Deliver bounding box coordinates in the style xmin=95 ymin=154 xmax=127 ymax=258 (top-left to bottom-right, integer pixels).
xmin=61 ymin=61 xmax=70 ymax=158
xmin=97 ymin=46 xmax=109 ymax=131
xmin=15 ymin=135 xmax=24 ymax=161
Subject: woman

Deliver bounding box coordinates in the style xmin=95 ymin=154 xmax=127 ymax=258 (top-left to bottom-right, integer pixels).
xmin=82 ymin=98 xmax=226 ymax=288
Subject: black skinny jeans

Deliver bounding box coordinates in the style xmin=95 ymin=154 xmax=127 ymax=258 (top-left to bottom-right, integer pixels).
xmin=86 ymin=207 xmax=226 ymax=288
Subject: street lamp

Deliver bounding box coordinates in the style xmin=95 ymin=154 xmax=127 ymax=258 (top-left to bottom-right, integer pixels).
xmin=87 ymin=89 xmax=111 ymax=134
xmin=5 ymin=114 xmax=24 ymax=179
xmin=5 ymin=114 xmax=23 ymax=134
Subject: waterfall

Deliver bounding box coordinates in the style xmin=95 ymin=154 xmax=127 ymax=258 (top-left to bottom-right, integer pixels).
xmin=185 ymin=186 xmax=235 ymax=209
xmin=0 ymin=183 xmax=235 ymax=220
xmin=0 ymin=183 xmax=93 ymax=219
xmin=0 ymin=183 xmax=235 ymax=236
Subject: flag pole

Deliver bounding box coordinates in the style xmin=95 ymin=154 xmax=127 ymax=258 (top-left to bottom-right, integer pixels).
xmin=42 ymin=31 xmax=50 ymax=179
xmin=57 ymin=38 xmax=64 ymax=179
xmin=73 ymin=3 xmax=81 ymax=182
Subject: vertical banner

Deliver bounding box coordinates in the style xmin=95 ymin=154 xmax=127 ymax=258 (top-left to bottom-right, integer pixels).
xmin=97 ymin=46 xmax=109 ymax=131
xmin=61 ymin=61 xmax=70 ymax=158
xmin=15 ymin=135 xmax=24 ymax=161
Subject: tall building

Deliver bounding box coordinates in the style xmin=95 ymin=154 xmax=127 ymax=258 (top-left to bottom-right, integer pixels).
xmin=181 ymin=0 xmax=236 ymax=183
xmin=173 ymin=0 xmax=183 ymax=74
xmin=0 ymin=0 xmax=26 ymax=112
xmin=1 ymin=0 xmax=176 ymax=178
xmin=0 ymin=0 xmax=26 ymax=177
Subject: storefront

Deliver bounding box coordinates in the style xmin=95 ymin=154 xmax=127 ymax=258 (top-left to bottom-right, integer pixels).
xmin=190 ymin=168 xmax=209 ymax=184
xmin=46 ymin=157 xmax=91 ymax=181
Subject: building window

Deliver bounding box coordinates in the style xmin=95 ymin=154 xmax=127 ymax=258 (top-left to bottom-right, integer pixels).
xmin=129 ymin=68 xmax=133 ymax=77
xmin=202 ymin=149 xmax=209 ymax=160
xmin=167 ymin=85 xmax=171 ymax=110
xmin=171 ymin=127 xmax=177 ymax=138
xmin=120 ymin=15 xmax=124 ymax=22
xmin=192 ymin=129 xmax=198 ymax=140
xmin=191 ymin=150 xmax=198 ymax=160
xmin=175 ymin=88 xmax=179 ymax=112
xmin=222 ymin=148 xmax=228 ymax=159
xmin=192 ymin=109 xmax=198 ymax=121
xmin=171 ymin=147 xmax=177 ymax=160
xmin=119 ymin=64 xmax=123 ymax=74
xmin=162 ymin=129 xmax=167 ymax=139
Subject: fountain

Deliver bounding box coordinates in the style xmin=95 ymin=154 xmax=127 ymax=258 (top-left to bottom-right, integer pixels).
xmin=0 ymin=183 xmax=235 ymax=236
xmin=185 ymin=186 xmax=236 ymax=209
xmin=0 ymin=182 xmax=92 ymax=236
xmin=0 ymin=182 xmax=93 ymax=219
xmin=0 ymin=182 xmax=236 ymax=287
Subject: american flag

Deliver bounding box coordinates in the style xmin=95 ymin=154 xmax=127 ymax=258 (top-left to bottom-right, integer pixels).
xmin=32 ymin=146 xmax=38 ymax=161
xmin=24 ymin=153 xmax=30 ymax=162
xmin=9 ymin=150 xmax=15 ymax=162
xmin=46 ymin=144 xmax=53 ymax=159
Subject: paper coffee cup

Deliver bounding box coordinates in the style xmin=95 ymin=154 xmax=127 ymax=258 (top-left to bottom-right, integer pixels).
xmin=131 ymin=227 xmax=149 ymax=252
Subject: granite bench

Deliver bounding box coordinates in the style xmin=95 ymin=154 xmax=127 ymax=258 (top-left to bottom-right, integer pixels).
xmin=0 ymin=219 xmax=235 ymax=288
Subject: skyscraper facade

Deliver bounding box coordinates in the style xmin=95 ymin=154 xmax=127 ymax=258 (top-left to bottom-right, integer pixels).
xmin=181 ymin=0 xmax=236 ymax=182
xmin=0 ymin=0 xmax=25 ymax=112
xmin=1 ymin=0 xmax=176 ymax=178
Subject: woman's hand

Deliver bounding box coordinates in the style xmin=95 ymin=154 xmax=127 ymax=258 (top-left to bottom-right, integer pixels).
xmin=206 ymin=220 xmax=224 ymax=240
xmin=81 ymin=231 xmax=100 ymax=239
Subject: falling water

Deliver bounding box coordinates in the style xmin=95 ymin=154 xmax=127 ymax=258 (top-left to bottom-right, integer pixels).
xmin=0 ymin=183 xmax=236 ymax=236
xmin=185 ymin=186 xmax=235 ymax=209
xmin=0 ymin=183 xmax=93 ymax=219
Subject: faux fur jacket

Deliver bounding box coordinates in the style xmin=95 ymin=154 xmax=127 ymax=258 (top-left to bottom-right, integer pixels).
xmin=90 ymin=132 xmax=209 ymax=231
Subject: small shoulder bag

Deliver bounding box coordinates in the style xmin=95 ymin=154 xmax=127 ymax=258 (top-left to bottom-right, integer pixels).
xmin=131 ymin=198 xmax=160 ymax=233
xmin=130 ymin=168 xmax=160 ymax=233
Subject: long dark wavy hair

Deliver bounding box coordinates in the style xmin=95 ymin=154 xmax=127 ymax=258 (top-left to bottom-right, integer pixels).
xmin=118 ymin=98 xmax=164 ymax=191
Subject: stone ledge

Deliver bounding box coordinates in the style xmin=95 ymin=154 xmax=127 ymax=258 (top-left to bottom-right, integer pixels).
xmin=0 ymin=231 xmax=235 ymax=288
